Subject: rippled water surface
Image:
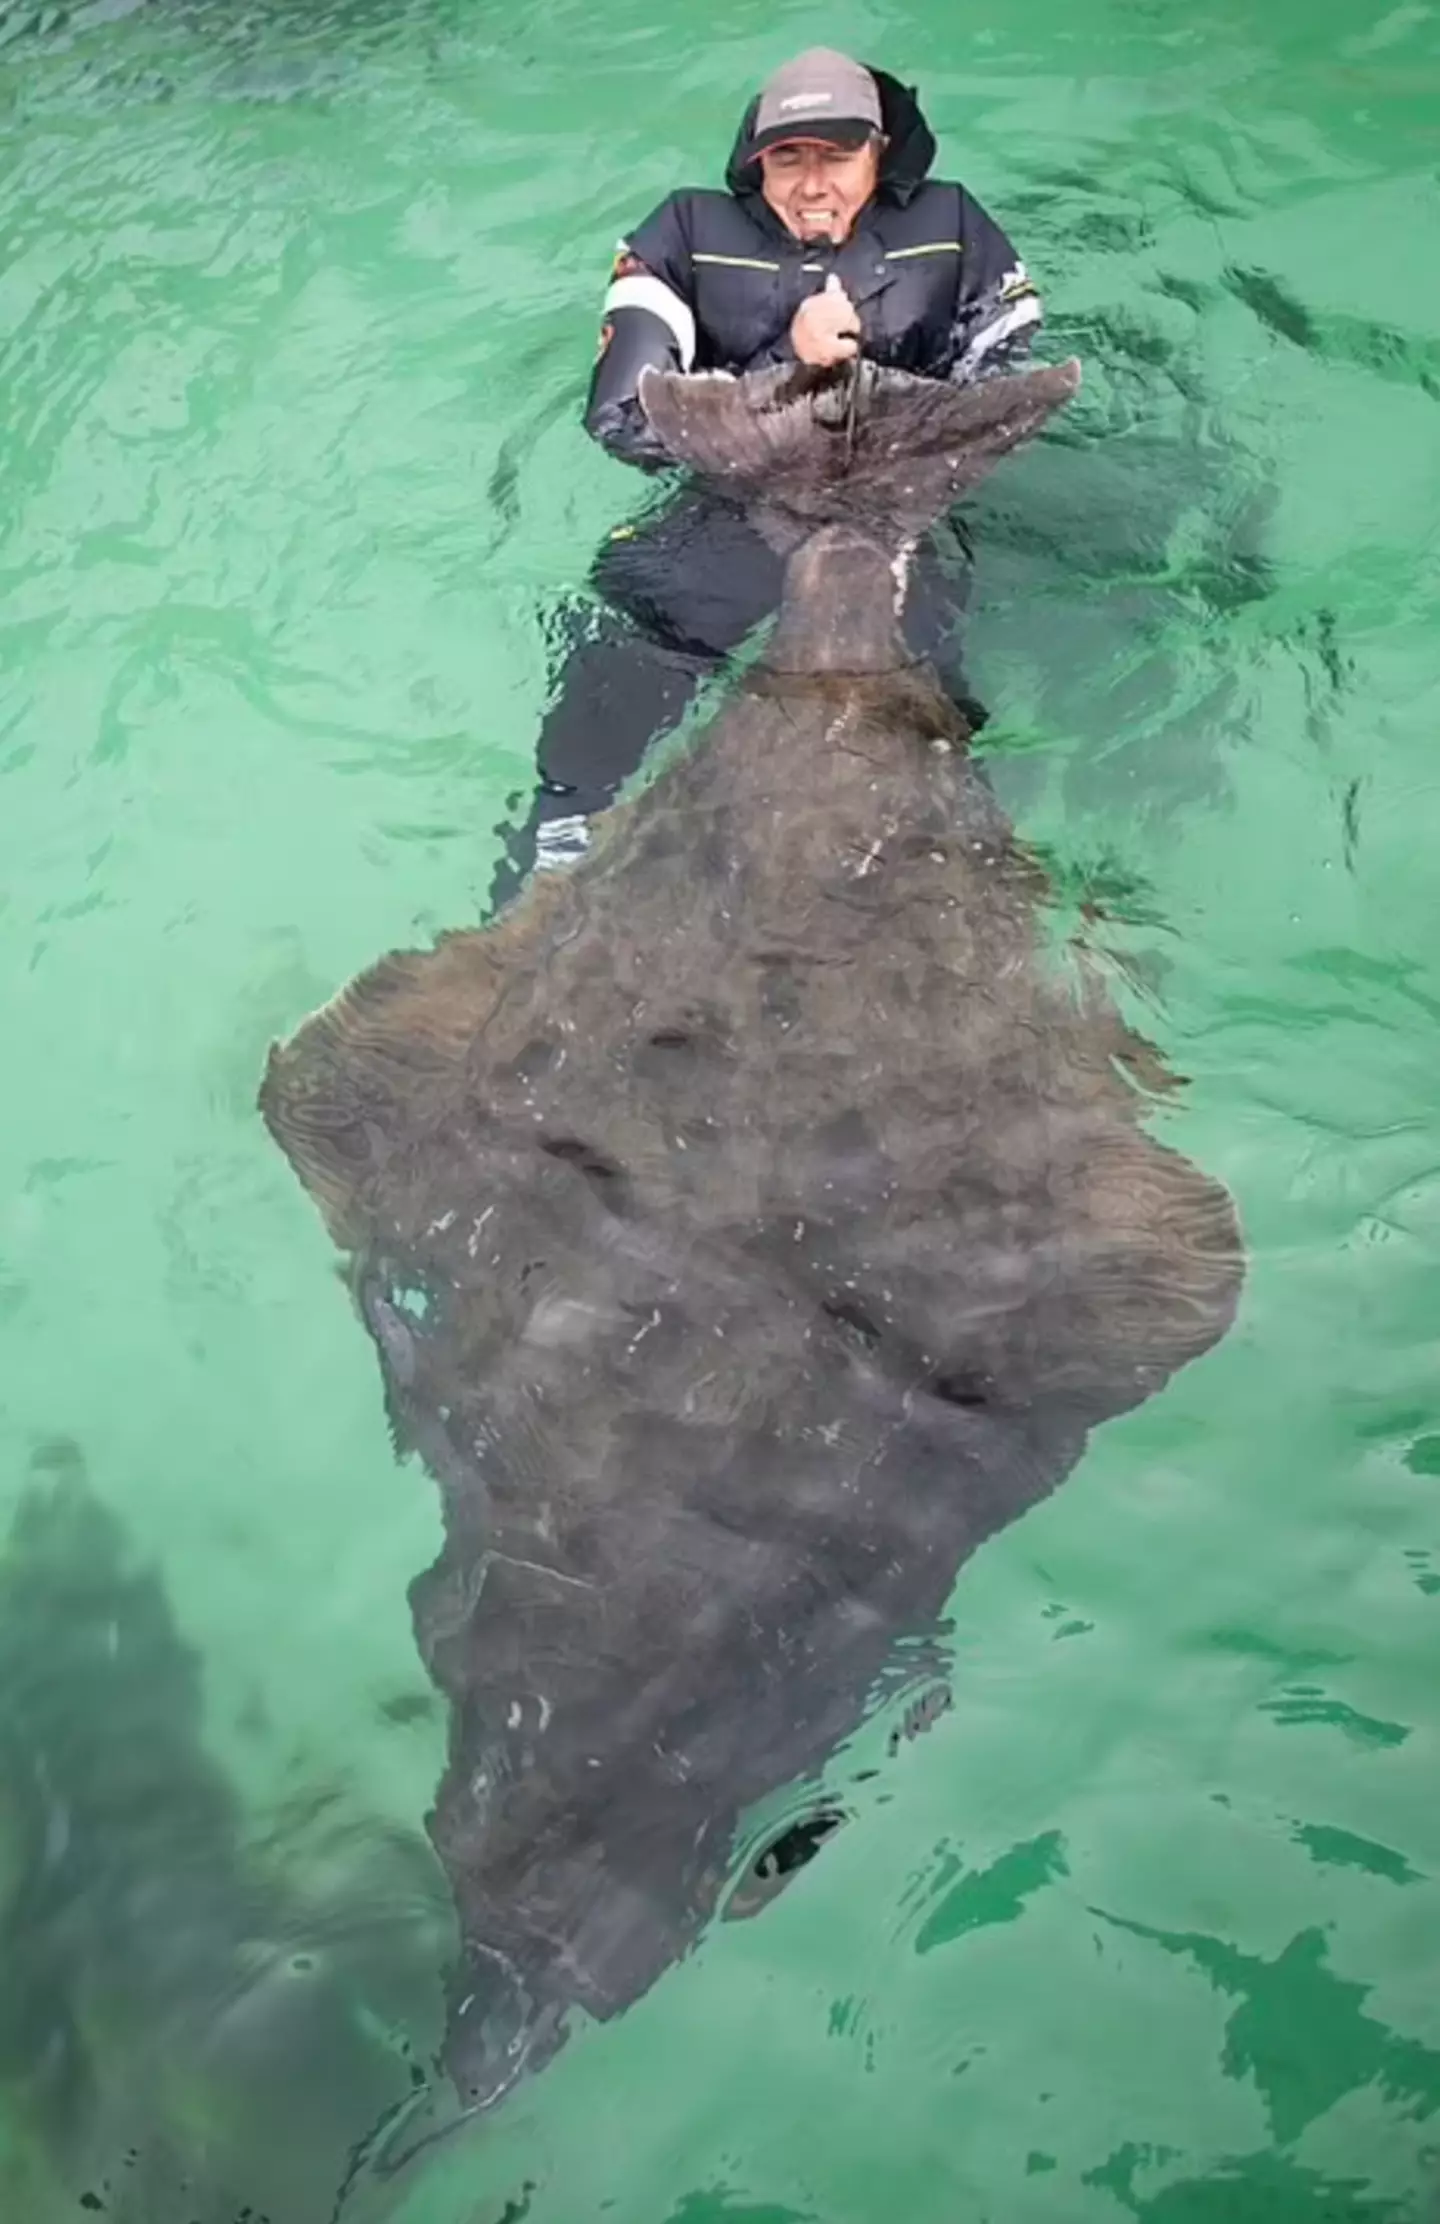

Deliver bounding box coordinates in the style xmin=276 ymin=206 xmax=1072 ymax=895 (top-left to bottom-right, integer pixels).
xmin=2 ymin=0 xmax=1439 ymax=2217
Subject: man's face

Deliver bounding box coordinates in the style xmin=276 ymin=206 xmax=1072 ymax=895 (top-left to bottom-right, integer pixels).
xmin=759 ymin=136 xmax=882 ymax=245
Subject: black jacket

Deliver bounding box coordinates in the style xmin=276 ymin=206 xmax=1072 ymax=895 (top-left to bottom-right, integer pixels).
xmin=586 ymin=69 xmax=1041 ymax=468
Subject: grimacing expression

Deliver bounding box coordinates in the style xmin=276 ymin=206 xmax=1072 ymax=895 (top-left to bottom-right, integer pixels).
xmin=759 ymin=137 xmax=883 ymax=244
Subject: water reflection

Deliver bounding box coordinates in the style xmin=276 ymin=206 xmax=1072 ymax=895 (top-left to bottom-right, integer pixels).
xmin=908 ymin=1829 xmax=1070 ymax=1958
xmin=1094 ymin=1908 xmax=1440 ymax=2146
xmin=1087 ymin=2141 xmax=1417 ymax=2221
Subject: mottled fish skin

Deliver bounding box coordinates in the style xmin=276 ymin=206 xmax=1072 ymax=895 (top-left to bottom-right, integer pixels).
xmin=260 ymin=357 xmax=1243 ymax=2116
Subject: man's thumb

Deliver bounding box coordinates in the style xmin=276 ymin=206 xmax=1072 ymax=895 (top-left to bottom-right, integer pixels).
xmin=824 ymin=272 xmax=844 ymax=295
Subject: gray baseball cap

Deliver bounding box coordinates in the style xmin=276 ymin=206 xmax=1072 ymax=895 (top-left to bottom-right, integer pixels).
xmin=748 ymin=48 xmax=883 ymax=156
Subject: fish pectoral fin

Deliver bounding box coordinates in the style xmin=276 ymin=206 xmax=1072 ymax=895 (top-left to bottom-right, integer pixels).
xmin=259 ymin=934 xmax=502 ymax=1245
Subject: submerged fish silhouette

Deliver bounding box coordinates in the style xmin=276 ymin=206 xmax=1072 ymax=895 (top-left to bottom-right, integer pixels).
xmin=0 ymin=1442 xmax=447 ymax=2224
xmin=260 ymin=356 xmax=1244 ymax=2117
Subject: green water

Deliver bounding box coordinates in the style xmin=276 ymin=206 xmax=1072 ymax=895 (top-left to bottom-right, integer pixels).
xmin=2 ymin=0 xmax=1439 ymax=2216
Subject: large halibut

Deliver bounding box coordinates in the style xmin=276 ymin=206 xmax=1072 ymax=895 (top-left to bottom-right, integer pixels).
xmin=261 ymin=356 xmax=1243 ymax=2114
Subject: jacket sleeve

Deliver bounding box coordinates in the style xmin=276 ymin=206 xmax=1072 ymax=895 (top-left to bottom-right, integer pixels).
xmin=583 ymin=195 xmax=699 ymax=470
xmin=946 ymin=187 xmax=1044 ymax=384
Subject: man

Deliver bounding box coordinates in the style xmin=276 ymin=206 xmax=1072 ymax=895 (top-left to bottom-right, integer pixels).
xmin=490 ymin=48 xmax=1041 ymax=903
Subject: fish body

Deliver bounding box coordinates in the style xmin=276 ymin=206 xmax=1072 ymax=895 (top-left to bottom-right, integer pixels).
xmin=261 ymin=358 xmax=1243 ymax=2109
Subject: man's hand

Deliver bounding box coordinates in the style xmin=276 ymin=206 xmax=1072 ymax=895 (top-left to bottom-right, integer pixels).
xmin=791 ymin=273 xmax=860 ymax=367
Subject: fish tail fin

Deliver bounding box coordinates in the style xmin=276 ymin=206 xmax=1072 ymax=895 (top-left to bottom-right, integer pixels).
xmin=638 ymin=358 xmax=1081 ymax=541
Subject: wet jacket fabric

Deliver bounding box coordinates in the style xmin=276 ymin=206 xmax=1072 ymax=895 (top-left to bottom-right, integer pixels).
xmin=586 ymin=68 xmax=1042 ymax=468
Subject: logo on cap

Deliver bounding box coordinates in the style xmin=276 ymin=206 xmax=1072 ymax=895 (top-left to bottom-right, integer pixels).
xmin=779 ymin=91 xmax=833 ymax=111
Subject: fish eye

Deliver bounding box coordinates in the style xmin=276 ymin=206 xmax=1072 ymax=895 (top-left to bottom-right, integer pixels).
xmin=723 ymin=1808 xmax=848 ymax=1920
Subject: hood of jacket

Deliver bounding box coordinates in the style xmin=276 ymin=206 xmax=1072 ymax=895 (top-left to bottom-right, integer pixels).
xmin=724 ymin=65 xmax=937 ymax=210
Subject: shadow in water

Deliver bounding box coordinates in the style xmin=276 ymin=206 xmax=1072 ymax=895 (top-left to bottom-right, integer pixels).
xmin=0 ymin=1439 xmax=450 ymax=2224
xmin=963 ymin=141 xmax=1360 ymax=838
